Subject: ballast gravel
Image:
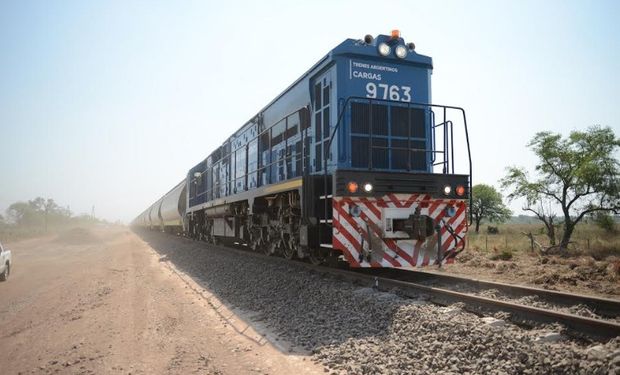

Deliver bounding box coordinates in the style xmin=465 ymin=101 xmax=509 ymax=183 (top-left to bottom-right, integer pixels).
xmin=144 ymin=232 xmax=620 ymax=375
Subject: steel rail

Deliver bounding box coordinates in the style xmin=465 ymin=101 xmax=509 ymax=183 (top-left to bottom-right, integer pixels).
xmin=362 ymin=268 xmax=620 ymax=319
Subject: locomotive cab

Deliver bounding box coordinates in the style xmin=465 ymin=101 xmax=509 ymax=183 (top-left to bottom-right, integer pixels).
xmin=304 ymin=31 xmax=472 ymax=267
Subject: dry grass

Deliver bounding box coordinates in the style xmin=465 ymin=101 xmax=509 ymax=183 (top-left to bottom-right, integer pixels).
xmin=0 ymin=221 xmax=105 ymax=243
xmin=467 ymin=222 xmax=620 ymax=260
xmin=0 ymin=225 xmax=49 ymax=242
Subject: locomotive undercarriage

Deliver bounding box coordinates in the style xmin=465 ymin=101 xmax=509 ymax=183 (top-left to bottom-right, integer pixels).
xmin=187 ymin=190 xmax=333 ymax=263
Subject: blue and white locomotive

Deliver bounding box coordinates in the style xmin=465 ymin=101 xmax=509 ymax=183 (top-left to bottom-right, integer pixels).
xmin=135 ymin=31 xmax=472 ymax=268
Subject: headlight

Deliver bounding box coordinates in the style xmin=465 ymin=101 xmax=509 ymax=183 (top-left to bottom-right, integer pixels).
xmin=378 ymin=42 xmax=390 ymax=56
xmin=363 ymin=183 xmax=373 ymax=192
xmin=395 ymin=45 xmax=407 ymax=59
xmin=443 ymin=185 xmax=452 ymax=195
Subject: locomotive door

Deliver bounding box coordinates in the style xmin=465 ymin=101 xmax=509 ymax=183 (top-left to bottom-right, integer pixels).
xmin=312 ymin=71 xmax=333 ymax=172
xmin=310 ymin=70 xmax=335 ymax=251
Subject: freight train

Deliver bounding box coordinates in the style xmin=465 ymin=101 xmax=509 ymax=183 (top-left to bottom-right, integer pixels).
xmin=133 ymin=31 xmax=472 ymax=268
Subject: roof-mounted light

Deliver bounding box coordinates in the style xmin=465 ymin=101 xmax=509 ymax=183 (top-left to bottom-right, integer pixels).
xmin=378 ymin=42 xmax=390 ymax=56
xmin=364 ymin=34 xmax=373 ymax=44
xmin=395 ymin=45 xmax=407 ymax=59
xmin=391 ymin=29 xmax=401 ymax=39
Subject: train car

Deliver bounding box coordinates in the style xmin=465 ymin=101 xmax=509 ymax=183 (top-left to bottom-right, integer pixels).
xmin=148 ymin=198 xmax=163 ymax=230
xmin=177 ymin=31 xmax=471 ymax=268
xmin=134 ymin=182 xmax=185 ymax=232
xmin=159 ymin=180 xmax=187 ymax=234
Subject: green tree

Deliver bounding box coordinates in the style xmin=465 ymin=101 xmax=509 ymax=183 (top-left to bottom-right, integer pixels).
xmin=501 ymin=126 xmax=620 ymax=251
xmin=7 ymin=201 xmax=41 ymax=226
xmin=471 ymin=184 xmax=511 ymax=233
xmin=28 ymin=197 xmax=71 ymax=231
xmin=593 ymin=212 xmax=616 ymax=233
xmin=6 ymin=197 xmax=72 ymax=231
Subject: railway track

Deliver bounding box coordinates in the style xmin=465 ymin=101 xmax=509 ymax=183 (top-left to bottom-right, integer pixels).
xmin=158 ymin=233 xmax=620 ymax=341
xmin=355 ymin=268 xmax=620 ymax=341
xmin=364 ymin=268 xmax=620 ymax=320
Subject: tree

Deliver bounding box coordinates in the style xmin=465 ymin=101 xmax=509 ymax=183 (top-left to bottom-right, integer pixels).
xmin=28 ymin=197 xmax=71 ymax=231
xmin=471 ymin=184 xmax=511 ymax=233
xmin=6 ymin=197 xmax=72 ymax=231
xmin=501 ymin=126 xmax=620 ymax=251
xmin=7 ymin=201 xmax=40 ymax=227
xmin=593 ymin=212 xmax=616 ymax=233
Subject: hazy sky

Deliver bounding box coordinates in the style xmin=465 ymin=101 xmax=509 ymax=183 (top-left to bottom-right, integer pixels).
xmin=1 ymin=0 xmax=619 ymax=223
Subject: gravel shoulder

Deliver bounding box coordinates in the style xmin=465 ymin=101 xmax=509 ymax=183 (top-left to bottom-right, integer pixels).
xmin=0 ymin=226 xmax=323 ymax=375
xmin=137 ymin=230 xmax=620 ymax=375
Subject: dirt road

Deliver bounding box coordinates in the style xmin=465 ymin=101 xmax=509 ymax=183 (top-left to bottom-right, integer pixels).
xmin=0 ymin=227 xmax=322 ymax=375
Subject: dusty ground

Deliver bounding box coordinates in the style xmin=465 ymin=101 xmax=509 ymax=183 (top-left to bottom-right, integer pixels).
xmin=0 ymin=226 xmax=323 ymax=375
xmin=442 ymin=249 xmax=620 ymax=299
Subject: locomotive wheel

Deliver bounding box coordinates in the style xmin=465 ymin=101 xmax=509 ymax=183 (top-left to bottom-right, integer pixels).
xmin=249 ymin=241 xmax=258 ymax=252
xmin=281 ymin=243 xmax=295 ymax=260
xmin=264 ymin=242 xmax=276 ymax=256
xmin=308 ymin=248 xmax=326 ymax=265
xmin=281 ymin=235 xmax=296 ymax=260
xmin=249 ymin=233 xmax=264 ymax=253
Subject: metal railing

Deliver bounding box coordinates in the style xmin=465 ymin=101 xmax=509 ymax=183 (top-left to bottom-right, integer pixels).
xmin=189 ymin=108 xmax=311 ymax=208
xmin=322 ymin=97 xmax=472 ymax=225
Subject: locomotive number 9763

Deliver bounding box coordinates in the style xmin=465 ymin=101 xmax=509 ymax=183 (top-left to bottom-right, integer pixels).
xmin=365 ymin=82 xmax=412 ymax=102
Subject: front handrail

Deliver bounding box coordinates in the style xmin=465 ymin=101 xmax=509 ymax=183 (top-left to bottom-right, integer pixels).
xmin=322 ymin=97 xmax=473 ymax=227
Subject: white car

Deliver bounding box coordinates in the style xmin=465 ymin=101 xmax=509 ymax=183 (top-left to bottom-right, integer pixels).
xmin=0 ymin=241 xmax=11 ymax=281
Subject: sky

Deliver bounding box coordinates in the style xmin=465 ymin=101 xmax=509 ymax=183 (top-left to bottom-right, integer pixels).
xmin=1 ymin=0 xmax=619 ymax=223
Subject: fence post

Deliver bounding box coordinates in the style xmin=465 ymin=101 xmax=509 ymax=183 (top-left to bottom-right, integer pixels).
xmin=485 ymin=235 xmax=488 ymax=251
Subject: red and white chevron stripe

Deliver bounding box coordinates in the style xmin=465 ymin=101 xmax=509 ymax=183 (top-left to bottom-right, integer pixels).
xmin=332 ymin=193 xmax=468 ymax=268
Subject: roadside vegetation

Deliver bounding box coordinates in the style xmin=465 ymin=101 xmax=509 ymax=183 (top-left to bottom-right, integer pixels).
xmin=501 ymin=126 xmax=619 ymax=251
xmin=470 ymin=184 xmax=511 ymax=233
xmin=458 ymin=126 xmax=619 ymax=295
xmin=468 ymin=125 xmax=619 ymax=259
xmin=467 ymin=220 xmax=619 ymax=259
xmin=0 ymin=197 xmax=108 ymax=242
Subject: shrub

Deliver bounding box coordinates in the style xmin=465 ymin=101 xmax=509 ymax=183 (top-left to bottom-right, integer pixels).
xmin=490 ymin=250 xmax=513 ymax=261
xmin=589 ymin=240 xmax=620 ymax=260
xmin=487 ymin=226 xmax=499 ymax=234
xmin=594 ymin=212 xmax=617 ymax=233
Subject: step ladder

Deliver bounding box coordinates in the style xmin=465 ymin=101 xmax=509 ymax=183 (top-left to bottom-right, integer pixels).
xmin=318 ymin=193 xmax=333 ymax=248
